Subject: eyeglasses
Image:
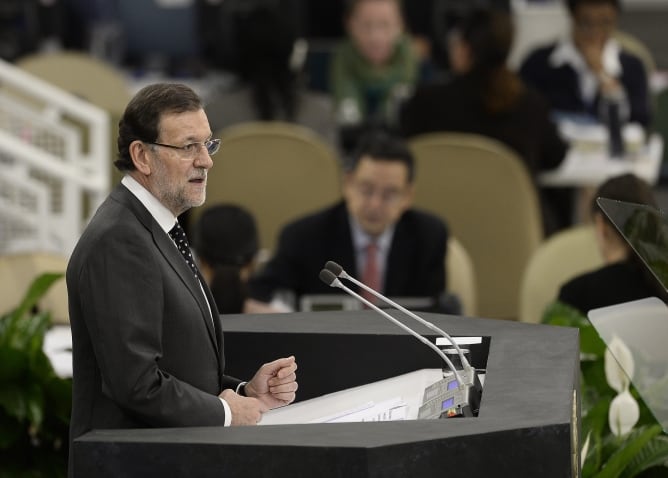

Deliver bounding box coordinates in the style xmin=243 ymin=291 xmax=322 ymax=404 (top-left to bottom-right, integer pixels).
xmin=148 ymin=138 xmax=221 ymax=158
xmin=574 ymin=17 xmax=615 ymax=33
xmin=353 ymin=182 xmax=404 ymax=206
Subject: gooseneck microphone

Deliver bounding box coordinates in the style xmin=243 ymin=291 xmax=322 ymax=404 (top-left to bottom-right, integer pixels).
xmin=319 ymin=269 xmax=465 ymax=386
xmin=324 ymin=261 xmax=474 ymax=385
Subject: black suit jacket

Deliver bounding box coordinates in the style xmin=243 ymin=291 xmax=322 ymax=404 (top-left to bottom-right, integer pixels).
xmin=66 ymin=185 xmax=242 ymax=446
xmin=557 ymin=259 xmax=660 ymax=316
xmin=519 ymin=43 xmax=650 ymax=128
xmin=399 ymin=74 xmax=567 ymax=176
xmin=248 ymin=201 xmax=448 ymax=305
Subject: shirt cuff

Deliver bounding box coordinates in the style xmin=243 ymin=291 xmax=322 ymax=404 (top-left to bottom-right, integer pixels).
xmin=219 ymin=398 xmax=232 ymax=427
xmin=236 ymin=381 xmax=247 ymax=396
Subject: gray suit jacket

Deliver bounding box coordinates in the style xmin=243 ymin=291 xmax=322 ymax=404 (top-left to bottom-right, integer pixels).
xmin=67 ymin=184 xmax=242 ymax=447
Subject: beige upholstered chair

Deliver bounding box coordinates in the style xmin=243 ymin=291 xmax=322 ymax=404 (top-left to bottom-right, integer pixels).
xmin=201 ymin=121 xmax=341 ymax=254
xmin=519 ymin=225 xmax=603 ymax=324
xmin=409 ymin=132 xmax=543 ymax=320
xmin=613 ymin=30 xmax=656 ymax=77
xmin=447 ymin=236 xmax=477 ymax=317
xmin=16 ymin=51 xmax=131 ymax=118
xmin=0 ymin=252 xmax=69 ymax=324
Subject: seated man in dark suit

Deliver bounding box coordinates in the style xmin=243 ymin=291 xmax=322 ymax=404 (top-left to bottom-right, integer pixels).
xmin=245 ymin=131 xmax=450 ymax=313
xmin=519 ymin=0 xmax=650 ymax=128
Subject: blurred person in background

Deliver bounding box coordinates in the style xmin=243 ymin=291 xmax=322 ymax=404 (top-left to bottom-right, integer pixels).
xmin=400 ymin=7 xmax=570 ymax=235
xmin=245 ymin=130 xmax=453 ymax=314
xmin=194 ymin=204 xmax=260 ymax=315
xmin=330 ymin=0 xmax=418 ymax=151
xmin=557 ymin=173 xmax=662 ymax=315
xmin=205 ymin=0 xmax=336 ymax=147
xmin=519 ymin=0 xmax=650 ymax=128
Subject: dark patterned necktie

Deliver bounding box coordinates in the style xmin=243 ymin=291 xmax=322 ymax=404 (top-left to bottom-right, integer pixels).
xmin=169 ymin=221 xmax=199 ymax=278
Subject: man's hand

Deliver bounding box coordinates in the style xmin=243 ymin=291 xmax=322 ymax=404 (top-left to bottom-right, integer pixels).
xmin=578 ymin=41 xmax=622 ymax=96
xmin=219 ymin=389 xmax=268 ymax=426
xmin=244 ymin=356 xmax=298 ymax=409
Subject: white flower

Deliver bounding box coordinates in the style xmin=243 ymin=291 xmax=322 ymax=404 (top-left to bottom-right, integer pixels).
xmin=608 ymin=389 xmax=640 ymax=437
xmin=581 ymin=431 xmax=591 ymax=469
xmin=605 ymin=335 xmax=635 ymax=393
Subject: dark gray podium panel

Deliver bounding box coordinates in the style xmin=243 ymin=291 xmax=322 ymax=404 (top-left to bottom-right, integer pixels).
xmin=74 ymin=311 xmax=580 ymax=478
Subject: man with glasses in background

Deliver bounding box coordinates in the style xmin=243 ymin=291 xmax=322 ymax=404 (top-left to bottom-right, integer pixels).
xmin=66 ymin=83 xmax=298 ymax=471
xmin=246 ymin=130 xmax=450 ymax=313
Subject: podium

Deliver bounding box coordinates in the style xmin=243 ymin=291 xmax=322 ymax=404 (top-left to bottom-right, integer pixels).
xmin=73 ymin=311 xmax=580 ymax=477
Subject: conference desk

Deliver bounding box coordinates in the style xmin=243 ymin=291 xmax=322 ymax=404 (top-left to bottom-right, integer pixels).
xmin=538 ymin=133 xmax=663 ymax=188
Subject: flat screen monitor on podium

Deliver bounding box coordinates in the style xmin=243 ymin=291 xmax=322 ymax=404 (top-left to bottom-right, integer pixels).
xmin=588 ymin=298 xmax=668 ymax=433
xmin=593 ymin=198 xmax=668 ymax=432
xmin=596 ymin=197 xmax=668 ymax=297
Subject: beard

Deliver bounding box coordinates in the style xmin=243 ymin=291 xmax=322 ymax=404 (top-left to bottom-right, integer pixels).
xmin=152 ymin=161 xmax=207 ymax=216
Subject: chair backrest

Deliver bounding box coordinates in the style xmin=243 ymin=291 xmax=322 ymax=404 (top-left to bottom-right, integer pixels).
xmin=0 ymin=252 xmax=69 ymax=324
xmin=201 ymin=121 xmax=341 ymax=254
xmin=519 ymin=225 xmax=603 ymax=324
xmin=16 ymin=50 xmax=131 ymax=118
xmin=409 ymin=132 xmax=543 ymax=319
xmin=447 ymin=236 xmax=477 ymax=317
xmin=613 ymin=30 xmax=656 ymax=77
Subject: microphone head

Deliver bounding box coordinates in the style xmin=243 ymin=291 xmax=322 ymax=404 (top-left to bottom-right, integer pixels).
xmin=325 ymin=261 xmax=344 ymax=276
xmin=319 ymin=269 xmax=340 ymax=287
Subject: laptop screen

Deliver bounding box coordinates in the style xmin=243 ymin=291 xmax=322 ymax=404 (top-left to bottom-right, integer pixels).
xmin=596 ymin=197 xmax=668 ymax=295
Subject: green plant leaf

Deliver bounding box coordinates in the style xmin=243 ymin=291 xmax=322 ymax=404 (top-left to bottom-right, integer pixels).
xmin=583 ymin=430 xmax=604 ymax=477
xmin=584 ymin=398 xmax=613 ymax=439
xmin=0 ymin=348 xmax=28 ymax=382
xmin=0 ymin=273 xmax=70 ymax=476
xmin=43 ymin=377 xmax=72 ymax=425
xmin=0 ymin=409 xmax=22 ymax=449
xmin=23 ymin=381 xmax=45 ymax=431
xmin=620 ymin=434 xmax=668 ymax=478
xmin=0 ymin=384 xmax=27 ymax=421
xmin=28 ymin=338 xmax=56 ymax=381
xmin=542 ymin=301 xmax=607 ymax=356
xmin=9 ymin=273 xmax=63 ymax=321
xmin=594 ymin=425 xmax=662 ymax=478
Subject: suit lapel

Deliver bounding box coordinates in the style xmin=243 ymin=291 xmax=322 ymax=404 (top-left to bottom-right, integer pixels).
xmin=112 ymin=185 xmax=220 ymax=354
xmin=333 ymin=203 xmax=357 ymax=276
xmin=153 ymin=222 xmax=219 ymax=352
xmin=385 ymin=215 xmax=413 ymax=296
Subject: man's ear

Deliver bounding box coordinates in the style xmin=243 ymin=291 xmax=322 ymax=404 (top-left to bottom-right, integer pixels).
xmin=595 ymin=212 xmax=622 ymax=244
xmin=129 ymin=140 xmax=152 ymax=176
xmin=593 ymin=212 xmax=608 ymax=235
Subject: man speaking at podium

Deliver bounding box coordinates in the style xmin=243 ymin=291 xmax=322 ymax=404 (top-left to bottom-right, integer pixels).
xmin=246 ymin=131 xmax=449 ymax=312
xmin=66 ymin=84 xmax=298 ymax=469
